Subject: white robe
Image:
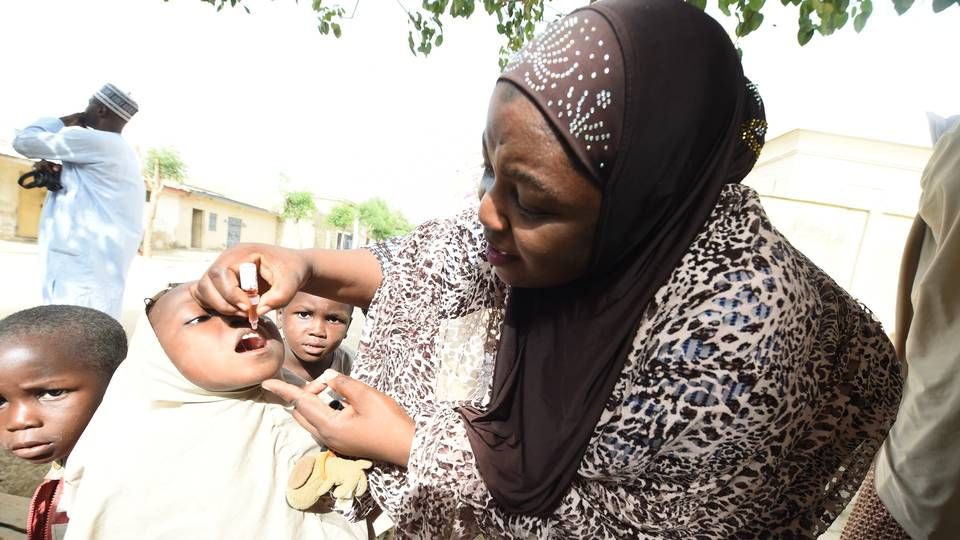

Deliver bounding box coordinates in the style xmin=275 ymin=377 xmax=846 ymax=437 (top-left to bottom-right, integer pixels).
xmin=12 ymin=118 xmax=144 ymax=319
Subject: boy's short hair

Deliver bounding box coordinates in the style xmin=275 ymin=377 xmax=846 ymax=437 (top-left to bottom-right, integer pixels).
xmin=0 ymin=305 xmax=127 ymax=378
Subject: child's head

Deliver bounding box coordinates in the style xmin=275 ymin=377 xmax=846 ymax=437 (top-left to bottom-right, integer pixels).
xmin=0 ymin=305 xmax=126 ymax=464
xmin=279 ymin=292 xmax=353 ymax=364
xmin=145 ymin=283 xmax=285 ymax=392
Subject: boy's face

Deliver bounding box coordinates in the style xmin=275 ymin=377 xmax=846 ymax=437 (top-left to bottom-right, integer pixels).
xmin=280 ymin=293 xmax=352 ymax=363
xmin=0 ymin=335 xmax=107 ymax=464
xmin=150 ymin=284 xmax=285 ymax=392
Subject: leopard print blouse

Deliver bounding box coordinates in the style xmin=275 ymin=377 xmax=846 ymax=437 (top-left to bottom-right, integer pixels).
xmin=352 ymin=184 xmax=903 ymax=539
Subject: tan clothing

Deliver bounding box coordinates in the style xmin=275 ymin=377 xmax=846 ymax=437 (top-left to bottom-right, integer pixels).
xmin=60 ymin=317 xmax=366 ymax=539
xmin=875 ymin=124 xmax=960 ymax=539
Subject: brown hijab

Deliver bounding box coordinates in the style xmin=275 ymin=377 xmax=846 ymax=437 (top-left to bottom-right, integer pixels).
xmin=459 ymin=0 xmax=768 ymax=517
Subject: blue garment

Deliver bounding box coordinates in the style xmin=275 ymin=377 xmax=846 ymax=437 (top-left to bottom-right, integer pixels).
xmin=13 ymin=118 xmax=143 ymax=319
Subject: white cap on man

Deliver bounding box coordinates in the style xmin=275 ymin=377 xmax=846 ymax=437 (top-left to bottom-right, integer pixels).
xmin=93 ymin=83 xmax=138 ymax=122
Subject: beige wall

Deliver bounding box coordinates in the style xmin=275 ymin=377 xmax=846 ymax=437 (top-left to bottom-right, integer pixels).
xmin=0 ymin=153 xmax=39 ymax=240
xmin=175 ymin=193 xmax=278 ymax=250
xmin=745 ymin=130 xmax=932 ymax=333
xmin=278 ymin=218 xmax=316 ymax=249
xmin=150 ymin=186 xmax=278 ymax=250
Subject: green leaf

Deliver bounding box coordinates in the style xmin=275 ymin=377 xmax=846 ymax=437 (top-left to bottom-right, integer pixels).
xmin=435 ymin=33 xmax=443 ymax=46
xmin=331 ymin=22 xmax=341 ymax=38
xmin=932 ymin=0 xmax=955 ymax=12
xmin=319 ymin=20 xmax=329 ymax=34
xmin=408 ymin=32 xmax=416 ymax=54
xmin=688 ymin=0 xmax=707 ymax=10
xmin=798 ymin=27 xmax=815 ymax=44
xmin=893 ymin=0 xmax=914 ymax=13
xmin=749 ymin=0 xmax=766 ymax=11
xmin=853 ymin=12 xmax=867 ymax=30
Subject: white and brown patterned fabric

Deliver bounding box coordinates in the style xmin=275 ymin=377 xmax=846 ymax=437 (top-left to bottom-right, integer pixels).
xmin=351 ymin=184 xmax=902 ymax=539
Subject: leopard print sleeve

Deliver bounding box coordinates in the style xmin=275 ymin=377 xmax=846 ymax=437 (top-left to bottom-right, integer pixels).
xmin=353 ymin=186 xmax=901 ymax=538
xmin=365 ymin=236 xmax=405 ymax=278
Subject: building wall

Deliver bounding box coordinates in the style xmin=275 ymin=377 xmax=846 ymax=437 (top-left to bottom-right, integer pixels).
xmin=277 ymin=218 xmax=316 ymax=249
xmin=0 ymin=153 xmax=39 ymax=240
xmin=744 ymin=130 xmax=932 ymax=334
xmin=169 ymin=189 xmax=278 ymax=250
xmin=148 ymin=190 xmax=182 ymax=249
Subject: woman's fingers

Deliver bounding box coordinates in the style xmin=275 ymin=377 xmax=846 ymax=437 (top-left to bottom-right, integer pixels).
xmin=256 ymin=271 xmax=301 ymax=317
xmin=301 ymin=379 xmax=328 ymax=395
xmin=191 ymin=275 xmax=244 ymax=317
xmin=192 ymin=249 xmax=261 ymax=315
xmin=263 ymin=379 xmax=323 ymax=410
xmin=263 ymin=379 xmax=345 ymax=442
xmin=323 ymin=374 xmax=366 ymax=404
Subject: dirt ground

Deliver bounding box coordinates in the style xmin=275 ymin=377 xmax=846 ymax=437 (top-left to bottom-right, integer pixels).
xmin=0 ymin=452 xmax=46 ymax=498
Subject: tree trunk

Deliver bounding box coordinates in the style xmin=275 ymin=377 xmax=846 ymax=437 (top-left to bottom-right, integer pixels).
xmin=142 ymin=163 xmax=163 ymax=258
xmin=352 ymin=214 xmax=360 ymax=248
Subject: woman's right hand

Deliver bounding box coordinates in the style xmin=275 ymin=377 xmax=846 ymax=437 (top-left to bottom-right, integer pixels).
xmin=191 ymin=243 xmax=310 ymax=317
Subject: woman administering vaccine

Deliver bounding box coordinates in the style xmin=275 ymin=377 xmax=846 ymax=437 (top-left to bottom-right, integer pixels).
xmin=193 ymin=0 xmax=903 ymax=536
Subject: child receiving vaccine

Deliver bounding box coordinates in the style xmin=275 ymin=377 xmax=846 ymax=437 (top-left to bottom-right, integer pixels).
xmin=60 ymin=283 xmax=370 ymax=539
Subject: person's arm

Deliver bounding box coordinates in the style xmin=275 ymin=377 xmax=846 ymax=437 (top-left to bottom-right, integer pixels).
xmin=262 ymin=376 xmax=627 ymax=537
xmin=12 ymin=116 xmax=101 ymax=164
xmin=894 ymin=215 xmax=926 ymax=364
xmin=192 ymin=244 xmax=384 ymax=316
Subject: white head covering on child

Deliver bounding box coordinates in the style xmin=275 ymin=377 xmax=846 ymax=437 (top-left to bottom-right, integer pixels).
xmin=60 ymin=315 xmax=366 ymax=539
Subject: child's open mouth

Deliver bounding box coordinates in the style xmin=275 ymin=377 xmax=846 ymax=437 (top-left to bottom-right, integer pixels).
xmin=236 ymin=331 xmax=267 ymax=353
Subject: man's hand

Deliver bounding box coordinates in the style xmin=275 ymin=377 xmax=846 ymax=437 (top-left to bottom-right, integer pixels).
xmin=60 ymin=112 xmax=86 ymax=127
xmin=33 ymin=160 xmax=61 ymax=175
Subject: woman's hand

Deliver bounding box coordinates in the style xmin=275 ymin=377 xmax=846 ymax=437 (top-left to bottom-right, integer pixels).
xmin=191 ymin=243 xmax=310 ymax=318
xmin=262 ymin=374 xmax=416 ymax=467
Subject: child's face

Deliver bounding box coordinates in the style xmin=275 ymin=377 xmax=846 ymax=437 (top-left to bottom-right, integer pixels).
xmin=150 ymin=284 xmax=285 ymax=392
xmin=0 ymin=335 xmax=107 ymax=464
xmin=280 ymin=293 xmax=352 ymax=363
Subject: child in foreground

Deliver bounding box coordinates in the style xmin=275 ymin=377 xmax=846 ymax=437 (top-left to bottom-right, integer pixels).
xmin=0 ymin=305 xmax=127 ymax=540
xmin=60 ymin=283 xmax=369 ymax=539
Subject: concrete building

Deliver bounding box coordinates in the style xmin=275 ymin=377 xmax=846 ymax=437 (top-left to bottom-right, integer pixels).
xmin=312 ymin=196 xmax=370 ymax=250
xmin=0 ymin=151 xmax=45 ymax=240
xmin=149 ymin=182 xmax=279 ymax=250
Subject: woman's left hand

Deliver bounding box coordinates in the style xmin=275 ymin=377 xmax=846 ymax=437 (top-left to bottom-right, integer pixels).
xmin=262 ymin=374 xmax=416 ymax=467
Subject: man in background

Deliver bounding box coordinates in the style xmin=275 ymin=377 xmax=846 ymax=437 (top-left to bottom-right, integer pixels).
xmin=13 ymin=84 xmax=143 ymax=320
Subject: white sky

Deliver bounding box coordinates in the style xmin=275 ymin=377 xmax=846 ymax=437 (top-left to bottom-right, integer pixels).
xmin=0 ymin=0 xmax=957 ymax=223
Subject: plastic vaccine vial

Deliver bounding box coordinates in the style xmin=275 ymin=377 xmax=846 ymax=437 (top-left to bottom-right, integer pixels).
xmin=238 ymin=262 xmax=260 ymax=330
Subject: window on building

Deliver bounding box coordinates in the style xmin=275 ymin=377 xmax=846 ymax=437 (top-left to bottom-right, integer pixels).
xmin=336 ymin=232 xmax=353 ymax=250
xmin=209 ymin=213 xmax=218 ymax=232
